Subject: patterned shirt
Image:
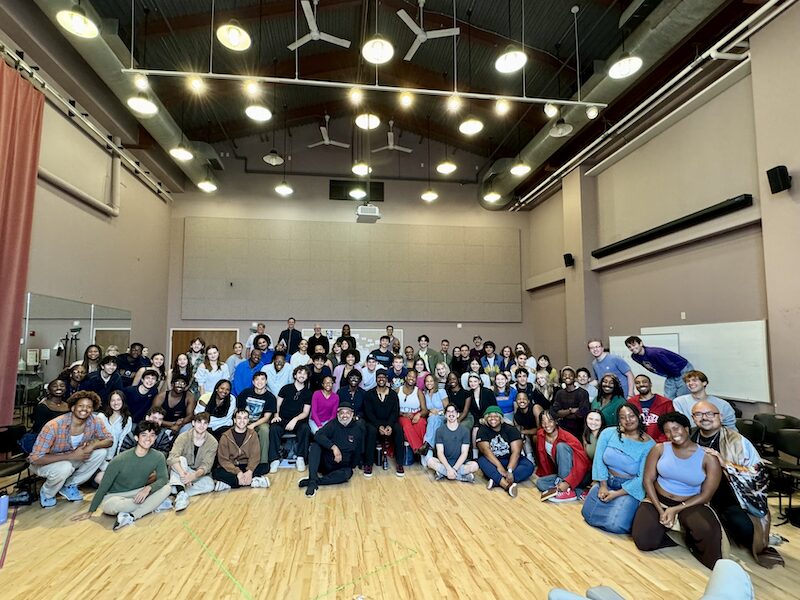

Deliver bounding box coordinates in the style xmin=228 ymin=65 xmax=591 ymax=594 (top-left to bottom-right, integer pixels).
xmin=29 ymin=413 xmax=111 ymax=461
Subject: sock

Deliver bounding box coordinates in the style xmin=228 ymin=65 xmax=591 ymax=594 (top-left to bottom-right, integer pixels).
xmin=175 ymin=485 xmax=185 ymax=494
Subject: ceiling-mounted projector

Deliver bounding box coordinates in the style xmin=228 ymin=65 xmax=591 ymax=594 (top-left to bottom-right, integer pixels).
xmin=356 ymin=203 xmax=381 ymax=223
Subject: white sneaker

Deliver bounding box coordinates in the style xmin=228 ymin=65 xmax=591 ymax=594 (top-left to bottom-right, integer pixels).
xmin=269 ymin=460 xmax=280 ymax=474
xmin=295 ymin=457 xmax=306 ymax=472
xmin=113 ymin=512 xmax=134 ymax=531
xmin=250 ymin=476 xmax=270 ymax=488
xmin=154 ymin=498 xmax=173 ymax=513
xmin=214 ymin=481 xmax=232 ymax=492
xmin=174 ymin=491 xmax=189 ymax=511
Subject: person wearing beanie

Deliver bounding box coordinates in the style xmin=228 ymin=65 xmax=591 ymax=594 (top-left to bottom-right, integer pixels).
xmin=476 ymin=405 xmax=535 ymax=497
xmin=298 ymin=401 xmax=365 ymax=497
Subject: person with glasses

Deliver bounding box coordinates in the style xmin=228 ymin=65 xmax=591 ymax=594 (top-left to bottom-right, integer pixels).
xmin=587 ymin=338 xmax=634 ymax=398
xmin=690 ymin=401 xmax=784 ymax=568
xmin=672 ymin=370 xmax=737 ymax=429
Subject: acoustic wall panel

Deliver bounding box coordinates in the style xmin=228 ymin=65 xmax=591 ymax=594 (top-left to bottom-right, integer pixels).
xmin=182 ymin=217 xmax=522 ymax=322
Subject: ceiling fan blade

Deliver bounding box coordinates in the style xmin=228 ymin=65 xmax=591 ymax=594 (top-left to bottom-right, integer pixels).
xmin=404 ymin=37 xmax=423 ymax=61
xmin=301 ymin=1 xmax=319 ymax=35
xmin=372 ymin=146 xmax=390 ymax=153
xmin=395 ymin=146 xmax=413 ymax=153
xmin=330 ymin=141 xmax=350 ymax=148
xmin=426 ymin=28 xmax=460 ymax=39
xmin=307 ymin=141 xmax=325 ymax=148
xmin=387 ymin=131 xmax=395 ymax=146
xmin=319 ymin=32 xmax=352 ymax=48
xmin=397 ymin=10 xmax=424 ymax=36
xmin=287 ymin=33 xmax=312 ymax=51
xmin=321 ymin=127 xmax=331 ymax=143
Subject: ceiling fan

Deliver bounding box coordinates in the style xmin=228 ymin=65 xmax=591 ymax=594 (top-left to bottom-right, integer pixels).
xmin=307 ymin=114 xmax=350 ymax=149
xmin=372 ymin=120 xmax=412 ymax=154
xmin=397 ymin=0 xmax=460 ymax=61
xmin=288 ymin=0 xmax=352 ymax=51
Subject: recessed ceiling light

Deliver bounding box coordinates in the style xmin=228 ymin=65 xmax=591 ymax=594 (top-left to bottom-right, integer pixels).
xmin=495 ymin=99 xmax=511 ymax=116
xmin=362 ymin=35 xmax=394 ymax=65
xmin=399 ymin=91 xmax=414 ymax=108
xmin=188 ymin=77 xmax=206 ymax=93
xmin=169 ymin=145 xmax=193 ymax=162
xmin=216 ymin=20 xmax=251 ymax=51
xmin=355 ymin=113 xmax=380 ymax=130
xmin=126 ymin=92 xmax=158 ymax=116
xmin=349 ymin=187 xmax=367 ymax=200
xmin=608 ymin=52 xmax=643 ymax=79
xmin=245 ymin=105 xmax=272 ymax=122
xmin=275 ymin=180 xmax=294 ymax=196
xmin=495 ymin=46 xmax=527 ymax=74
xmin=56 ymin=3 xmax=99 ymax=38
xmin=459 ymin=116 xmax=483 ymax=136
xmin=543 ymin=103 xmax=559 ymax=118
xmin=349 ymin=88 xmax=364 ymax=105
xmin=446 ymin=94 xmax=462 ymax=113
xmin=586 ymin=105 xmax=600 ymax=119
xmin=263 ymin=149 xmax=284 ymax=166
xmin=197 ymin=179 xmax=217 ymax=193
xmin=421 ymin=189 xmax=438 ymax=202
xmin=133 ymin=74 xmax=149 ymax=91
xmin=549 ymin=118 xmax=574 ymax=138
xmin=436 ymin=160 xmax=457 ymax=175
xmin=483 ymin=190 xmax=501 ymax=203
xmin=510 ymin=161 xmax=531 ymax=177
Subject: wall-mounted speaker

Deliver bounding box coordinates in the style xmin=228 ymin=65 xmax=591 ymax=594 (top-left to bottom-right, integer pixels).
xmin=766 ymin=165 xmax=792 ymax=194
xmin=563 ymin=253 xmax=575 ymax=268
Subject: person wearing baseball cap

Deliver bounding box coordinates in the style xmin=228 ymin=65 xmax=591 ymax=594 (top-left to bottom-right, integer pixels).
xmin=298 ymin=401 xmax=364 ymax=498
xmin=362 ymin=368 xmax=406 ymax=478
xmin=475 ymin=405 xmax=535 ymax=498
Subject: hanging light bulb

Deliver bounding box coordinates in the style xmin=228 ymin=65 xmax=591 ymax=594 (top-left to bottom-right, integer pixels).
xmin=244 ymin=81 xmax=261 ymax=97
xmin=263 ymin=149 xmax=284 ymax=166
xmin=495 ymin=45 xmax=527 ymax=74
xmin=216 ymin=20 xmax=251 ymax=51
xmin=446 ymin=94 xmax=462 ymax=113
xmin=133 ymin=74 xmax=149 ymax=91
xmin=126 ymin=92 xmax=158 ymax=116
xmin=608 ymin=52 xmax=643 ymax=79
xmin=349 ymin=88 xmax=364 ymax=105
xmin=275 ymin=180 xmax=294 ymax=196
xmin=197 ymin=179 xmax=217 ymax=193
xmin=362 ymin=35 xmax=394 ymax=65
xmin=421 ymin=189 xmax=438 ymax=202
xmin=483 ymin=190 xmax=501 ymax=203
xmin=510 ymin=160 xmax=531 ymax=177
xmin=56 ymin=3 xmax=100 ymax=38
xmin=549 ymin=118 xmax=574 ymax=138
xmin=349 ymin=187 xmax=367 ymax=200
xmin=169 ymin=144 xmax=193 ymax=162
xmin=543 ymin=103 xmax=560 ymax=118
xmin=188 ymin=76 xmax=206 ymax=94
xmin=495 ymin=99 xmax=511 ymax=116
xmin=436 ymin=160 xmax=457 ymax=175
xmin=355 ymin=113 xmax=380 ymax=130
xmin=459 ymin=116 xmax=483 ymax=136
xmin=352 ymin=162 xmax=372 ymax=177
xmin=585 ymin=105 xmax=600 ymax=120
xmin=399 ymin=91 xmax=414 ymax=108
xmin=245 ymin=105 xmax=272 ymax=122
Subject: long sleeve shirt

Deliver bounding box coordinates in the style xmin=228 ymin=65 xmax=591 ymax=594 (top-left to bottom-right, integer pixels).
xmin=89 ymin=448 xmax=168 ymax=512
xmin=591 ymin=427 xmax=655 ymax=501
xmin=363 ymin=388 xmax=400 ymax=427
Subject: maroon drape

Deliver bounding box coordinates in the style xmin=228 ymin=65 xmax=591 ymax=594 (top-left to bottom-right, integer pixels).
xmin=0 ymin=60 xmax=44 ymax=425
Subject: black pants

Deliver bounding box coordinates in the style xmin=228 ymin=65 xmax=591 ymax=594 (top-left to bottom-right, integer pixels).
xmin=715 ymin=501 xmax=754 ymax=548
xmin=267 ymin=420 xmax=311 ymax=463
xmin=212 ymin=462 xmax=270 ymax=488
xmin=307 ymin=442 xmax=354 ymax=486
xmin=211 ymin=425 xmax=231 ymax=441
xmin=363 ymin=421 xmax=405 ymax=466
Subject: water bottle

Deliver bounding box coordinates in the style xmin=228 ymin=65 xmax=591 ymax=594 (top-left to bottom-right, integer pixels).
xmin=382 ymin=445 xmax=389 ymax=470
xmin=0 ymin=494 xmax=9 ymax=525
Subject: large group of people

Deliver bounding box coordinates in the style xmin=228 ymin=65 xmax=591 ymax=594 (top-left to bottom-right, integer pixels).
xmin=23 ymin=324 xmax=784 ymax=570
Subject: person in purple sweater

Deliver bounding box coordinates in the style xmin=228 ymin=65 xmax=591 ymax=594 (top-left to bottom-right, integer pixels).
xmin=310 ymin=376 xmax=339 ymax=434
xmin=625 ymin=336 xmax=694 ymax=399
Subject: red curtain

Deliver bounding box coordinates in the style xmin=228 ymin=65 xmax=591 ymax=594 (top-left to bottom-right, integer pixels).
xmin=0 ymin=60 xmax=44 ymax=425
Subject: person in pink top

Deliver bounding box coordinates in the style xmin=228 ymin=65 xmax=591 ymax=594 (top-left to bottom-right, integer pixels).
xmin=310 ymin=376 xmax=339 ymax=434
xmin=413 ymin=358 xmax=430 ymax=391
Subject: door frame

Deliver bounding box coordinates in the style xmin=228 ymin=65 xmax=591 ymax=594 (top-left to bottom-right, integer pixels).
xmin=168 ymin=327 xmax=241 ymax=364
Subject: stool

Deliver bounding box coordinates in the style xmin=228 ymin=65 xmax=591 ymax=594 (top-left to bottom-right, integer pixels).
xmin=278 ymin=433 xmax=298 ymax=469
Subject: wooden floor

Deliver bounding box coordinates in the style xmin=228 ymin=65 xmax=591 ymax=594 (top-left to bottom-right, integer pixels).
xmin=1 ymin=467 xmax=797 ymax=600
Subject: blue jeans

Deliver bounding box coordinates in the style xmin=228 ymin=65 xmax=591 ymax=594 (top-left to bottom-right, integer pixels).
xmin=423 ymin=414 xmax=445 ymax=447
xmin=478 ymin=455 xmax=534 ymax=485
xmin=536 ymin=442 xmax=574 ymax=491
xmin=581 ymin=476 xmax=641 ymax=534
xmin=664 ymin=362 xmax=694 ymax=399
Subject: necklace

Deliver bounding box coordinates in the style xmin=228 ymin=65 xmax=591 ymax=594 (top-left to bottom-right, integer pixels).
xmin=697 ymin=430 xmax=721 ymax=448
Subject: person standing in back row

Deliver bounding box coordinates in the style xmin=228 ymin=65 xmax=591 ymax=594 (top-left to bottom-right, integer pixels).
xmin=625 ymin=336 xmax=694 ymax=399
xmin=278 ymin=317 xmax=302 ymax=355
xmin=588 ymin=339 xmax=634 ymax=398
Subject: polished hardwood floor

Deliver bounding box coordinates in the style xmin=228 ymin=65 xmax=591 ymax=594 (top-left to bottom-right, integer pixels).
xmin=0 ymin=466 xmax=797 ymax=599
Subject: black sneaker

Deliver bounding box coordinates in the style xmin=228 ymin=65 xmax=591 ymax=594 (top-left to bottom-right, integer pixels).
xmin=305 ymin=483 xmax=318 ymax=497
xmin=298 ymin=478 xmax=310 ymax=488
xmin=395 ymin=465 xmax=405 ymax=478
xmin=363 ymin=464 xmax=373 ymax=478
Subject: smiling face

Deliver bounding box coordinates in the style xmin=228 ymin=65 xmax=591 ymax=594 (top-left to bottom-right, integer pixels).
xmin=101 ymin=361 xmax=117 ymax=376
xmin=256 ymin=337 xmax=269 ymax=351
xmin=71 ymin=397 xmax=94 ymax=421
xmin=468 ymin=375 xmax=480 ymax=390
xmin=587 ymin=341 xmax=604 ymax=358
xmin=146 ymin=411 xmax=164 ymax=426
xmin=376 ymin=373 xmax=388 ymax=388
xmin=586 ymin=411 xmax=602 ymax=432
xmin=446 ymin=373 xmax=459 ymax=389
xmin=535 ymin=372 xmax=548 ymax=387
xmin=424 ymin=374 xmax=436 ymax=391
xmin=435 ymin=364 xmax=447 ymax=378
xmin=216 ymin=381 xmax=231 ymax=398
xmin=685 ymin=375 xmax=706 ymax=394
xmin=635 ymin=375 xmax=652 ymax=396
xmin=485 ymin=412 xmax=502 ymax=428
xmin=663 ymin=420 xmax=690 ymax=445
xmin=516 ymin=354 xmax=527 ymax=367
xmin=418 ymin=336 xmax=429 ymax=350
xmin=337 ymin=406 xmax=354 ymax=426
xmin=136 ymin=428 xmax=157 ymax=450
xmin=142 ymin=374 xmax=158 ymax=389
xmin=49 ymin=379 xmax=67 ymax=398
xmin=404 ymin=346 xmax=415 ymax=360
xmin=273 ymin=355 xmax=285 ymax=370
xmin=206 ymin=347 xmax=220 ymax=362
xmin=151 ymin=354 xmax=165 ymax=368
xmin=561 ymin=369 xmax=575 ymax=386
xmin=130 ymin=345 xmax=142 ymax=359
xmin=234 ymin=342 xmax=243 ymax=356
xmin=618 ymin=406 xmax=640 ymax=434
xmin=172 ymin=378 xmax=188 ymax=394
xmin=576 ymin=370 xmax=590 ymax=386
xmin=177 ymin=354 xmax=189 ymax=368
xmin=87 ymin=346 xmax=101 ymax=360
xmin=515 ymin=393 xmax=529 ymax=410
xmin=494 ymin=372 xmax=508 ymax=389
xmin=469 ymin=359 xmax=481 ymax=373
xmin=233 ymin=411 xmax=250 ymax=432
xmin=322 ymin=376 xmax=334 ymax=392
xmin=445 ymin=404 xmax=459 ymax=423
xmin=190 ymin=339 xmax=203 ymax=353
xmin=405 ymin=371 xmax=417 ymax=386
xmin=109 ymin=393 xmax=124 ymax=412
xmin=192 ymin=418 xmax=209 ymax=435
xmin=600 ymin=375 xmax=616 ymax=395
xmin=71 ymin=365 xmax=87 ymax=382
xmin=298 ymin=340 xmax=308 ymax=353
xmin=294 ymin=368 xmax=308 ymax=384
xmin=541 ymin=412 xmax=557 ymax=435
xmin=414 ymin=359 xmax=426 ymax=373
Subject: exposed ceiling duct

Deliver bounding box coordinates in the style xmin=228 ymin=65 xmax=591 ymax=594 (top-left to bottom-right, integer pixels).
xmin=32 ymin=0 xmax=213 ymax=191
xmin=478 ymin=0 xmax=729 ymax=210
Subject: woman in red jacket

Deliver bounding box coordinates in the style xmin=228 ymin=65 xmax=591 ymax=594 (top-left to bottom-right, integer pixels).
xmin=535 ymin=410 xmax=591 ymax=503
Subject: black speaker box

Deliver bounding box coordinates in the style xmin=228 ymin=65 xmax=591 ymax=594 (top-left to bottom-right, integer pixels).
xmin=766 ymin=165 xmax=792 ymax=194
xmin=563 ymin=253 xmax=575 ymax=267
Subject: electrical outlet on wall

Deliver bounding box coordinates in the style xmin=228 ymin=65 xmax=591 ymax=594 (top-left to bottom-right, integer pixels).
xmin=681 ymin=312 xmax=687 ymax=320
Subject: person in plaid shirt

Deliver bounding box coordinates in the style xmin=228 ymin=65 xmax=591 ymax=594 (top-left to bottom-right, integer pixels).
xmin=29 ymin=390 xmax=112 ymax=508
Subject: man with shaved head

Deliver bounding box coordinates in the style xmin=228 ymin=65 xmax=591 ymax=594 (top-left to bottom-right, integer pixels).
xmin=690 ymin=400 xmax=783 ymax=568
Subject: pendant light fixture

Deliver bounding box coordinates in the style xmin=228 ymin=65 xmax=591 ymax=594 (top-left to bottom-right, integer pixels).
xmin=508 ymin=129 xmax=529 ymax=177
xmin=349 ymin=187 xmax=367 ymax=200
xmin=608 ymin=28 xmax=642 ymax=80
xmin=362 ymin=0 xmax=394 ymax=64
xmin=420 ymin=116 xmax=438 ymax=202
xmin=217 ymin=19 xmax=251 ymax=52
xmin=495 ymin=1 xmax=526 ymax=74
xmin=355 ymin=113 xmax=380 ymax=130
xmin=495 ymin=99 xmax=511 ymax=116
xmin=169 ymin=102 xmax=194 ymax=162
xmin=263 ymin=63 xmax=285 ymax=166
xmin=543 ymin=103 xmax=559 ymax=118
xmin=197 ymin=166 xmax=217 ymax=193
xmin=570 ymin=5 xmax=602 ymax=121
xmin=458 ymin=15 xmax=482 ymax=137
xmin=127 ymin=92 xmax=158 ymax=116
xmin=275 ymin=113 xmax=293 ymax=196
xmin=56 ymin=1 xmax=100 ymax=38
xmin=436 ymin=129 xmax=457 ymax=175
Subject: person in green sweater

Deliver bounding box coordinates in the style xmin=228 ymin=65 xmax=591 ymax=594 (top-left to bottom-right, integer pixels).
xmin=591 ymin=374 xmax=627 ymax=428
xmin=71 ymin=421 xmax=170 ymax=531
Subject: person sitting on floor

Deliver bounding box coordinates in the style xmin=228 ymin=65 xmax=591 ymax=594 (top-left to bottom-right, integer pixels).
xmin=268 ymin=365 xmax=312 ymax=474
xmin=94 ymin=390 xmax=133 ymax=485
xmin=120 ymin=406 xmax=174 ymax=456
xmin=476 ymin=406 xmax=535 ymax=498
xmin=631 ymin=411 xmax=723 ymax=569
xmin=513 ymin=392 xmax=537 ymax=460
xmin=581 ymin=403 xmax=655 ymax=534
xmin=689 ymin=400 xmax=784 ymax=568
xmin=425 ymin=404 xmax=479 ymax=483
xmin=536 ymin=410 xmax=591 ymax=503
xmin=71 ymin=420 xmax=171 ymax=531
xmin=298 ymin=401 xmax=365 ymax=498
xmin=582 ymin=410 xmax=605 ymax=463
xmin=212 ymin=409 xmax=271 ymax=491
xmin=29 ymin=390 xmax=112 ymax=508
xmin=167 ymin=411 xmax=219 ymax=511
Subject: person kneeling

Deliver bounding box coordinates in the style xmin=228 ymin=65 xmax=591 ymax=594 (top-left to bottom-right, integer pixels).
xmin=167 ymin=411 xmax=218 ymax=511
xmin=212 ymin=409 xmax=271 ymax=491
xmin=71 ymin=421 xmax=171 ymax=531
xmin=426 ymin=404 xmax=479 ymax=483
xmin=299 ymin=401 xmax=364 ymax=497
xmin=476 ymin=406 xmax=535 ymax=497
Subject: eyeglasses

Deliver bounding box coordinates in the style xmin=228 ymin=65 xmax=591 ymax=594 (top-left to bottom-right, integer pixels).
xmin=691 ymin=411 xmax=720 ymax=419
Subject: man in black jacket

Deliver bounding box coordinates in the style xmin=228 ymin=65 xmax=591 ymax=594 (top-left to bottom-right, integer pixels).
xmin=278 ymin=317 xmax=303 ymax=355
xmin=362 ymin=369 xmax=405 ymax=478
xmin=298 ymin=401 xmax=364 ymax=497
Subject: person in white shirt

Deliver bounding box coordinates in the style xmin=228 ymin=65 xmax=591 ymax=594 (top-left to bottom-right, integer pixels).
xmin=263 ymin=354 xmax=292 ymax=397
xmin=673 ymin=370 xmax=737 ymax=430
xmin=290 ymin=339 xmax=312 ymax=369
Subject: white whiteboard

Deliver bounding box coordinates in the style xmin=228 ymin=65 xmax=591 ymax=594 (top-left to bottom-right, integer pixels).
xmin=610 ymin=333 xmax=680 ymax=397
xmin=624 ymin=321 xmax=769 ymax=404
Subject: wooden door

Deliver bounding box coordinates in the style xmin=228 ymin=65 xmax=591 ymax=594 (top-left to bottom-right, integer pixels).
xmin=95 ymin=329 xmax=131 ymax=354
xmin=170 ymin=329 xmax=239 ymax=363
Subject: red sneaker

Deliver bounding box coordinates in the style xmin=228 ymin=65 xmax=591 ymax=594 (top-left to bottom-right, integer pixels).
xmin=549 ymin=488 xmax=578 ymax=503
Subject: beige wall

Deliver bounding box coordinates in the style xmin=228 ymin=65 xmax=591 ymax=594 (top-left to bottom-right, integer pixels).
xmin=526 ymin=283 xmax=567 ymax=368
xmin=27 ymin=104 xmax=171 ymax=350
xmin=529 ymin=190 xmax=564 ymax=274
xmin=595 ymin=76 xmax=759 ymax=246
xmin=750 ymin=2 xmax=800 ymax=415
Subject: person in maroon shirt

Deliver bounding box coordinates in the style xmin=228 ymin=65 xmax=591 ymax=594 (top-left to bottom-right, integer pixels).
xmin=628 ymin=374 xmax=674 ymax=443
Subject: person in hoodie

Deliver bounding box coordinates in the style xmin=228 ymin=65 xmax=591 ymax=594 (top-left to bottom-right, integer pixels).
xmin=298 ymin=401 xmax=365 ymax=497
xmin=212 ymin=409 xmax=271 ymax=491
xmin=83 ymin=355 xmax=122 ymax=406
